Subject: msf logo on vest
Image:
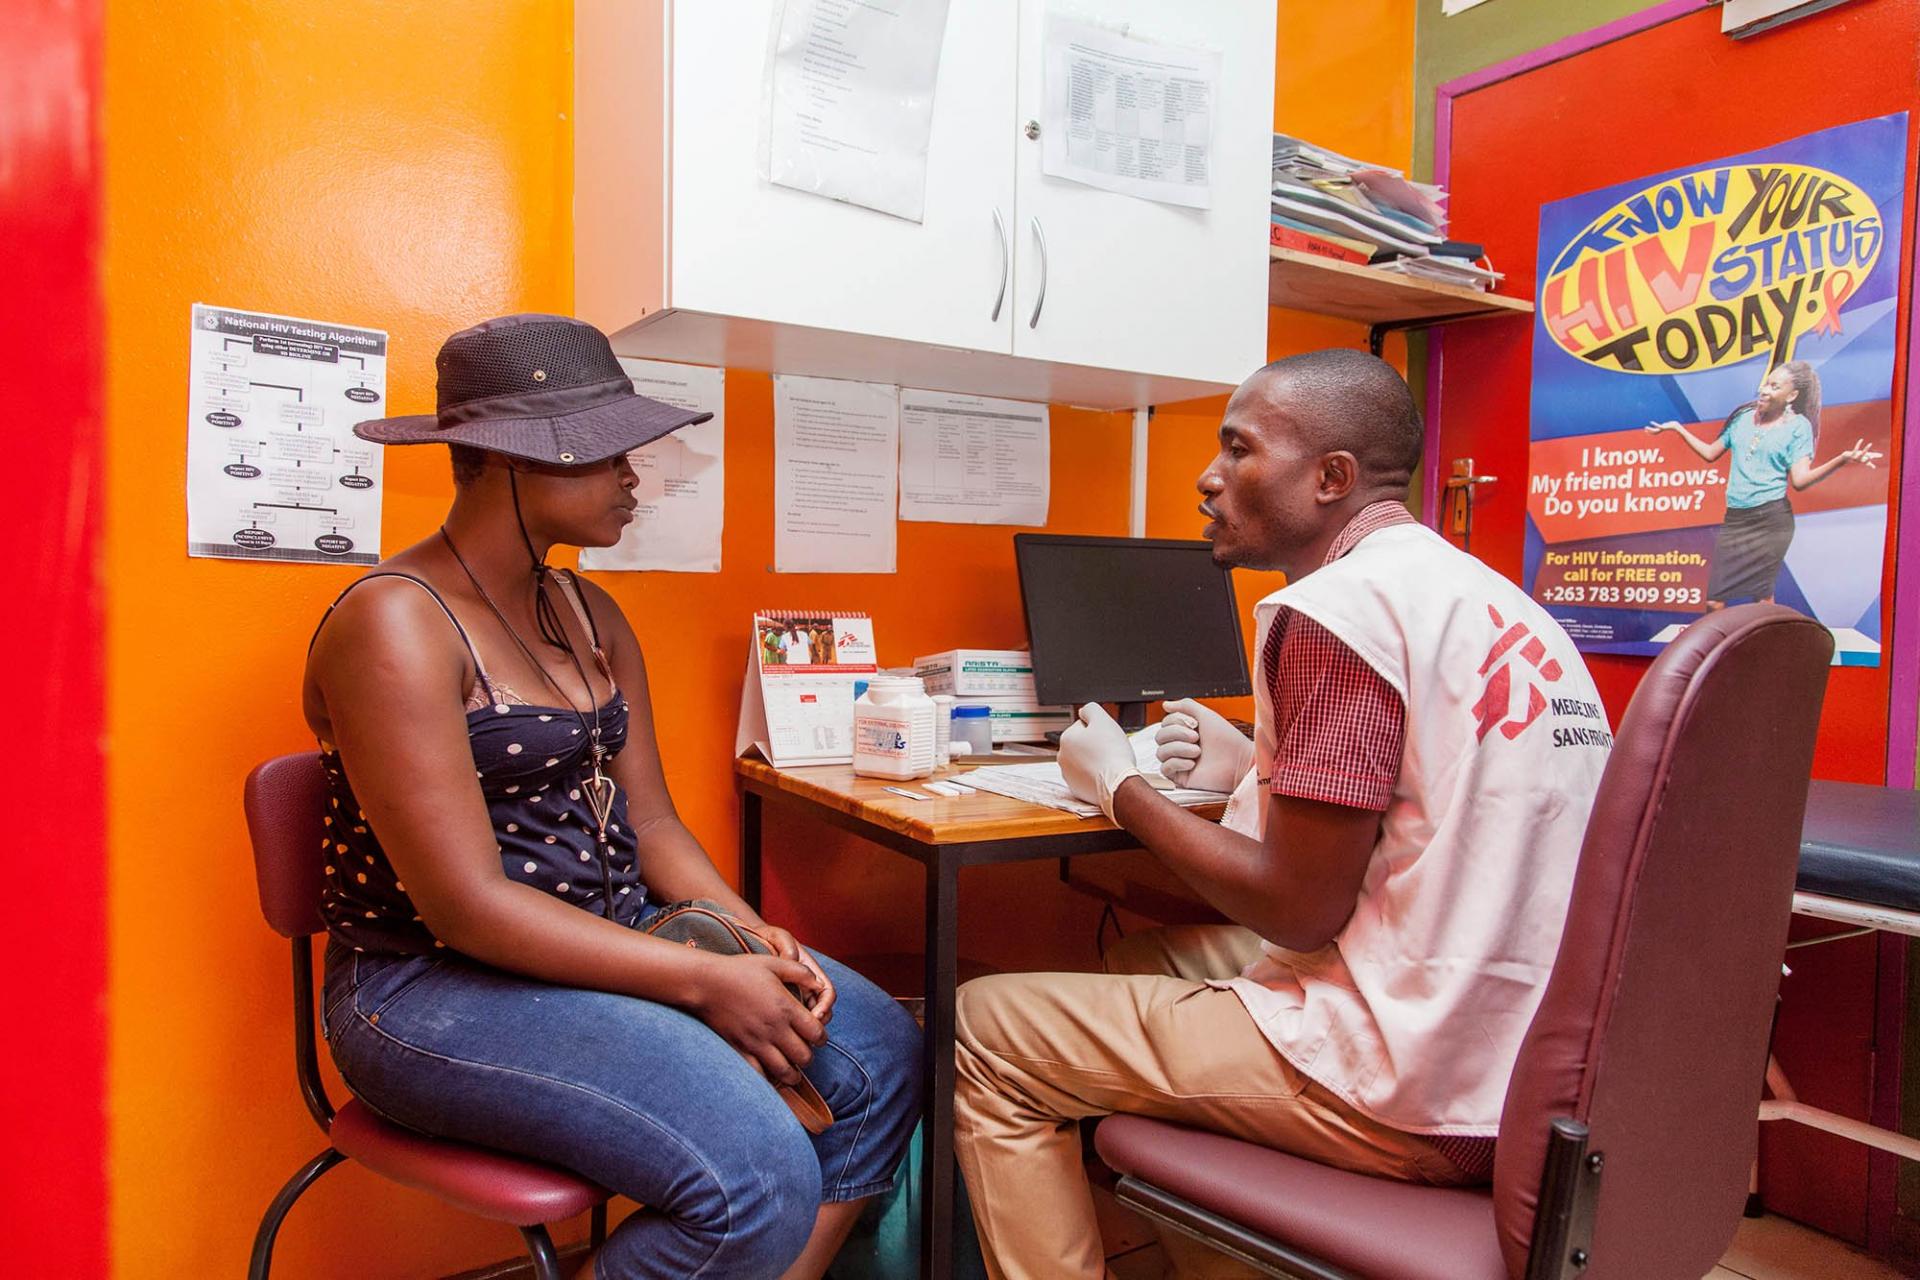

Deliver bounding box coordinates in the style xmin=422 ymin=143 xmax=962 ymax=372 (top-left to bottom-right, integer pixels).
xmin=1472 ymin=605 xmax=1564 ymax=742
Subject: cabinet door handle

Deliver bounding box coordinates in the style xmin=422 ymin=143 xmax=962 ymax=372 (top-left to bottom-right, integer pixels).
xmin=991 ymin=208 xmax=1009 ymax=322
xmin=1028 ymin=217 xmax=1048 ymax=329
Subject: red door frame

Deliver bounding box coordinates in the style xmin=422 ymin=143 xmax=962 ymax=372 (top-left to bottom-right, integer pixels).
xmin=0 ymin=1 xmax=108 ymax=1273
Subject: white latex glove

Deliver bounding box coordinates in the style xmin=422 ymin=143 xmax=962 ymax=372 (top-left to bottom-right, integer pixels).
xmin=1154 ymin=698 xmax=1255 ymax=793
xmin=1058 ymin=703 xmax=1144 ymax=821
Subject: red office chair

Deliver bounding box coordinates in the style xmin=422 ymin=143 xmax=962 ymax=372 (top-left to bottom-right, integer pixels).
xmin=1096 ymin=603 xmax=1833 ymax=1279
xmin=245 ymin=752 xmax=611 ymax=1280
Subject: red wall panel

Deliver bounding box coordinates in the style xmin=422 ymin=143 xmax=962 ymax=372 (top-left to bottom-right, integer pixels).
xmin=0 ymin=0 xmax=107 ymax=1274
xmin=1436 ymin=2 xmax=1920 ymax=1245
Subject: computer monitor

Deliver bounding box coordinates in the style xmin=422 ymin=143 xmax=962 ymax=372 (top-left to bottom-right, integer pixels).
xmin=1013 ymin=534 xmax=1251 ymax=731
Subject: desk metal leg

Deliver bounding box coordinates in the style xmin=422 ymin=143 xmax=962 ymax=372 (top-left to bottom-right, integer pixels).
xmin=741 ymin=790 xmax=763 ymax=912
xmin=920 ymin=856 xmax=960 ymax=1280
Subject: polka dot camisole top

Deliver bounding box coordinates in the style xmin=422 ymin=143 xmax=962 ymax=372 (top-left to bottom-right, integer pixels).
xmin=313 ymin=572 xmax=649 ymax=956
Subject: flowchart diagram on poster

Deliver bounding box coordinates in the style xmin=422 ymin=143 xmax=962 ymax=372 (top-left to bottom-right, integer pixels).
xmin=188 ymin=304 xmax=388 ymax=565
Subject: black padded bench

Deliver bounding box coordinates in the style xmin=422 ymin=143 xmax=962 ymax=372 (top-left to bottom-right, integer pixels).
xmin=1796 ymin=779 xmax=1920 ymax=915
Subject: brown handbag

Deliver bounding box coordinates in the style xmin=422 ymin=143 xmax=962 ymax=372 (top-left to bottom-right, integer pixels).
xmin=641 ymin=900 xmax=835 ymax=1135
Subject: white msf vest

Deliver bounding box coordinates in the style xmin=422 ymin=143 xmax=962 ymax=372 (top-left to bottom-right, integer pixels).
xmin=1218 ymin=522 xmax=1610 ymax=1134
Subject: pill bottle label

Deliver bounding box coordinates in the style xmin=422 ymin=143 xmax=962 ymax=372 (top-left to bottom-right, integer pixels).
xmin=856 ymin=716 xmax=912 ymax=758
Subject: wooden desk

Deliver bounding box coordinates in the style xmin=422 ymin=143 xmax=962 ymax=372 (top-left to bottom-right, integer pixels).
xmin=734 ymin=757 xmax=1221 ymax=1280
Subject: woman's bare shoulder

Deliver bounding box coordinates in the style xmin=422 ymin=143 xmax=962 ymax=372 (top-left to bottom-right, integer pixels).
xmin=308 ymin=564 xmax=470 ymax=684
xmin=302 ymin=568 xmax=471 ymax=738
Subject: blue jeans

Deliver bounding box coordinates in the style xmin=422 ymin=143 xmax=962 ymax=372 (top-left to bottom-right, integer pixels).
xmin=323 ymin=926 xmax=923 ymax=1279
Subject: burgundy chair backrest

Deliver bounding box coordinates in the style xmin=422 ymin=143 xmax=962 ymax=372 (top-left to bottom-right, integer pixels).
xmin=244 ymin=752 xmax=332 ymax=939
xmin=1491 ymin=605 xmax=1832 ymax=1279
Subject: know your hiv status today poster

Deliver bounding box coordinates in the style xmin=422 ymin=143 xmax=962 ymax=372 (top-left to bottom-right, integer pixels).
xmin=1525 ymin=114 xmax=1905 ymax=665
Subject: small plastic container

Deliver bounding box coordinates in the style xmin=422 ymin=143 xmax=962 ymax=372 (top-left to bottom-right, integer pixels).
xmin=931 ymin=694 xmax=955 ymax=767
xmin=853 ymin=675 xmax=938 ymax=779
xmin=950 ymin=704 xmax=994 ymax=757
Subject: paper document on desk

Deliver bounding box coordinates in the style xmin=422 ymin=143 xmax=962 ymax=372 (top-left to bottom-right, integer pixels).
xmin=963 ymin=728 xmax=1230 ymax=818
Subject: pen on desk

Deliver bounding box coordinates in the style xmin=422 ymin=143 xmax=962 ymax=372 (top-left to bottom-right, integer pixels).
xmin=882 ymin=786 xmax=930 ymax=802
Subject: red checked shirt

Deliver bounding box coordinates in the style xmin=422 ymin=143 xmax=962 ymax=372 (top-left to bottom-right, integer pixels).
xmin=1260 ymin=501 xmax=1416 ymax=812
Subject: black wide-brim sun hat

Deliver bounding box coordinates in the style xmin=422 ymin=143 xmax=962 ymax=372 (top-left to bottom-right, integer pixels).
xmin=354 ymin=313 xmax=712 ymax=467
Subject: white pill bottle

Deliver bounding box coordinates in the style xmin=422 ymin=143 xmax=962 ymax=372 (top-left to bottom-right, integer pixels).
xmin=853 ymin=675 xmax=938 ymax=779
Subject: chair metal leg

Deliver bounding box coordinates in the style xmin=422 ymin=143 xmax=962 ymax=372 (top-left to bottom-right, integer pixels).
xmin=590 ymin=1201 xmax=608 ymax=1249
xmin=248 ymin=1147 xmax=346 ymax=1280
xmin=1112 ymin=1175 xmax=1347 ymax=1278
xmin=1522 ymin=1119 xmax=1600 ymax=1280
xmin=520 ymin=1225 xmax=567 ymax=1280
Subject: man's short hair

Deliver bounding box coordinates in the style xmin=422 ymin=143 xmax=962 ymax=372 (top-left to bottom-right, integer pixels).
xmin=449 ymin=443 xmax=489 ymax=486
xmin=1255 ymin=349 xmax=1424 ymax=485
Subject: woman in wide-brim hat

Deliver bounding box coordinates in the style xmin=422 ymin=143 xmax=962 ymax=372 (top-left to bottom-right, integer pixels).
xmin=304 ymin=314 xmax=921 ymax=1279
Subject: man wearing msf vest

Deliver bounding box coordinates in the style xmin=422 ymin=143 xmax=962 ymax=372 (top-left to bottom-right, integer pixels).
xmin=952 ymin=350 xmax=1612 ymax=1280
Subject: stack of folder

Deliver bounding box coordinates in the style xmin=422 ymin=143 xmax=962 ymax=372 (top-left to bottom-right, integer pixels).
xmin=1270 ymin=133 xmax=1501 ymax=292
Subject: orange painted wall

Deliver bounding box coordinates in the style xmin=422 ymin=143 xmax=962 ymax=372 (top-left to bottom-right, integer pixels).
xmin=102 ymin=4 xmax=574 ymax=1277
xmin=100 ymin=3 xmax=1419 ymax=1276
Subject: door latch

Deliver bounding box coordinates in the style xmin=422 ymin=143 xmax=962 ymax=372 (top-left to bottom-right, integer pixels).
xmin=1444 ymin=458 xmax=1497 ymax=543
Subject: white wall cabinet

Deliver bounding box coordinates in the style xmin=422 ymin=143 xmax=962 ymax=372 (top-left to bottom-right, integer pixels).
xmin=575 ymin=1 xmax=1274 ymax=410
xmin=1009 ymin=2 xmax=1274 ymax=385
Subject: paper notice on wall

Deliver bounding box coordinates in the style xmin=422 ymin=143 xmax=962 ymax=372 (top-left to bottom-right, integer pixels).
xmin=580 ymin=360 xmax=726 ymax=574
xmin=1721 ymin=0 xmax=1860 ymax=35
xmin=774 ymin=375 xmax=899 ymax=573
xmin=763 ymin=0 xmax=954 ymax=222
xmin=1440 ymin=0 xmax=1496 ymax=14
xmin=899 ymin=389 xmax=1049 ymax=526
xmin=1042 ymin=17 xmax=1220 ymax=210
xmin=187 ymin=303 xmax=387 ymax=565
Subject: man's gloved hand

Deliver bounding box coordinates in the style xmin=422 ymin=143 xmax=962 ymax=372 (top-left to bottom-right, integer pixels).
xmin=1153 ymin=698 xmax=1254 ymax=793
xmin=1058 ymin=702 xmax=1143 ymax=822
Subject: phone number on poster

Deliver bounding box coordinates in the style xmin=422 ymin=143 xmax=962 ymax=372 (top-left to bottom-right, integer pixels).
xmin=1539 ymin=586 xmax=1702 ymax=606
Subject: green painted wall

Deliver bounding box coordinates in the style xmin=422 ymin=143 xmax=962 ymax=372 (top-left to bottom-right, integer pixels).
xmin=1412 ymin=0 xmax=1670 ymax=178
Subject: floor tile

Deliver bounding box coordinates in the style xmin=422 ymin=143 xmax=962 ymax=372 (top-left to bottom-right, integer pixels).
xmin=1092 ymin=1210 xmax=1903 ymax=1280
xmin=1716 ymin=1214 xmax=1903 ymax=1280
xmin=1108 ymin=1244 xmax=1169 ymax=1280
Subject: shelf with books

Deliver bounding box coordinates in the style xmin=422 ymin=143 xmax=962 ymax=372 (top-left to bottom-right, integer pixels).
xmin=1267 ymin=245 xmax=1535 ymax=347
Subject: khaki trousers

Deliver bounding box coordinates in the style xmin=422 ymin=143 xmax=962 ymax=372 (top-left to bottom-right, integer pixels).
xmin=953 ymin=925 xmax=1470 ymax=1280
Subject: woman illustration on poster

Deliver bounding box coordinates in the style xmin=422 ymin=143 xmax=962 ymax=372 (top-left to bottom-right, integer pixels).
xmin=1646 ymin=361 xmax=1880 ymax=610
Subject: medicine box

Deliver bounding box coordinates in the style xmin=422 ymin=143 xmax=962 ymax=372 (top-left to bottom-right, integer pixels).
xmin=988 ymin=705 xmax=1074 ymax=744
xmin=912 ymin=649 xmax=1037 ymax=698
xmin=941 ymin=691 xmax=1073 ymax=743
